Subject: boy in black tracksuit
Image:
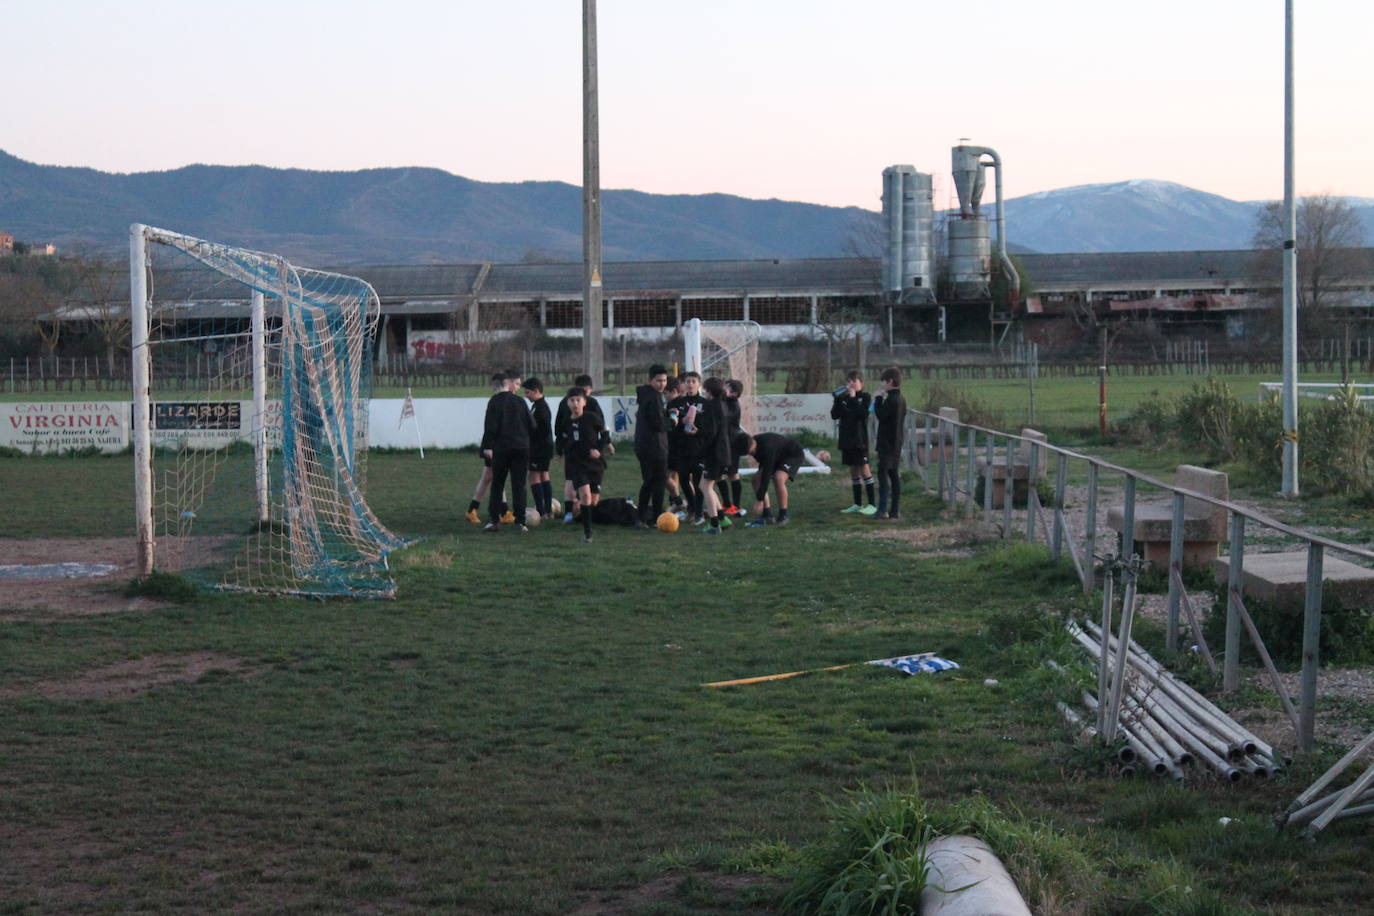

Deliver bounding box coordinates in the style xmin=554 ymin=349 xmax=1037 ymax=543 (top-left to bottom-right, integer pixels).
xmin=555 ymin=374 xmax=609 ymax=521
xmin=721 ymin=379 xmax=745 ymax=515
xmin=695 ymin=377 xmax=732 ymax=534
xmin=634 ymin=364 xmax=670 ymax=526
xmin=561 ymin=387 xmax=609 ymax=542
xmin=666 ymin=371 xmax=707 ymax=523
xmin=831 ymin=370 xmax=876 ymax=515
xmin=873 ymin=367 xmax=907 ymax=520
xmin=524 ymin=377 xmax=554 ymax=518
xmin=740 ymin=432 xmax=830 ymax=527
xmin=481 ymin=370 xmax=534 ymax=531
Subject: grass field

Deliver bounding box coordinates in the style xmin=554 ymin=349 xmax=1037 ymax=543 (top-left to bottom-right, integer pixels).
xmin=2 ymin=450 xmax=1372 ymax=914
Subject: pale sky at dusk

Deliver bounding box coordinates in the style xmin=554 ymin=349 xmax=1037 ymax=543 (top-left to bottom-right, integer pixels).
xmin=6 ymin=0 xmax=1371 ymax=211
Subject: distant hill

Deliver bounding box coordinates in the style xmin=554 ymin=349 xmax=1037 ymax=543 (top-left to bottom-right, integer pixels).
xmin=1 ymin=150 xmax=1370 ymax=263
xmin=0 ymin=150 xmax=870 ymax=265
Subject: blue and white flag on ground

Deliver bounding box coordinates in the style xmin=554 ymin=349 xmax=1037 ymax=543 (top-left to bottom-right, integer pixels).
xmin=867 ymin=653 xmax=960 ymax=676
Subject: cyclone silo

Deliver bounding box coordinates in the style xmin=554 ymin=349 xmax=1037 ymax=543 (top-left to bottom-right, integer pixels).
xmin=881 ymin=166 xmax=935 ymax=304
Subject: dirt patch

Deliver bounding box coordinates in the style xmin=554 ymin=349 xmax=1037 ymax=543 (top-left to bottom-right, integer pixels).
xmin=0 ymin=537 xmax=228 ymax=621
xmin=0 ymin=652 xmax=253 ymax=701
xmin=570 ymin=870 xmax=781 ymax=915
xmin=867 ymin=519 xmax=996 ymax=554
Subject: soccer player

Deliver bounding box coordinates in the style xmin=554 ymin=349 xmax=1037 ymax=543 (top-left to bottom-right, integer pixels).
xmin=666 ymin=371 xmax=707 ymax=523
xmin=465 ymin=372 xmax=506 ymax=524
xmin=873 ymin=367 xmax=907 ymax=520
xmin=740 ymin=432 xmax=830 ymax=527
xmin=721 ymin=378 xmax=746 ymax=515
xmin=695 ymin=377 xmax=732 ymax=534
xmin=480 ymin=370 xmax=533 ymax=532
xmin=524 ymin=377 xmax=554 ymax=519
xmin=831 ymin=370 xmax=877 ymax=515
xmin=555 ymin=373 xmax=610 ymax=523
xmin=634 ymin=364 xmax=670 ymax=527
xmin=663 ymin=375 xmax=686 ymax=513
xmin=562 ymin=387 xmax=609 ymax=543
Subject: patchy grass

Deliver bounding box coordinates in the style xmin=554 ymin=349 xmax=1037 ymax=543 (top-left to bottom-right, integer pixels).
xmin=0 ymin=452 xmax=1370 ymax=913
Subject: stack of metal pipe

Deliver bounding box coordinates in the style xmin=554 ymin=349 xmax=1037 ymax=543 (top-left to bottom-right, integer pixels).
xmin=1063 ymin=621 xmax=1283 ymax=781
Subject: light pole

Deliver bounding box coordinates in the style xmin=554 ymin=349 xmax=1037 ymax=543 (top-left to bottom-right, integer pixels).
xmin=1280 ymin=0 xmax=1299 ymax=496
xmin=582 ymin=0 xmax=604 ymax=387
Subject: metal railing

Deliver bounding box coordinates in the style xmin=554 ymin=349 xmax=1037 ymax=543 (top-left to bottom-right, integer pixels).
xmin=904 ymin=406 xmax=1374 ymax=752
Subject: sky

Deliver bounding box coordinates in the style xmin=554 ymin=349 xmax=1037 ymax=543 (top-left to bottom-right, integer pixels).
xmin=6 ymin=0 xmax=1372 ymax=211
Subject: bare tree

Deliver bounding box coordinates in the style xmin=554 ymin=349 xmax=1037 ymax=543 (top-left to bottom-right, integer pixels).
xmin=0 ymin=265 xmax=64 ymax=355
xmin=1251 ymin=194 xmax=1368 ymax=340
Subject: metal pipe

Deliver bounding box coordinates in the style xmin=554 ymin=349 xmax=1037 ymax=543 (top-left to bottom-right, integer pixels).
xmin=1225 ymin=513 xmax=1246 ymax=691
xmin=1167 ymin=492 xmax=1185 ymax=652
xmin=1096 ymin=568 xmax=1115 ymax=733
xmin=1103 ymin=572 xmax=1138 ymax=741
xmin=1084 ymin=464 xmax=1098 ymax=595
xmin=1052 ymin=453 xmax=1067 ymax=560
xmin=129 ymin=223 xmax=154 ymax=577
xmin=1025 ymin=440 xmax=1039 ymax=541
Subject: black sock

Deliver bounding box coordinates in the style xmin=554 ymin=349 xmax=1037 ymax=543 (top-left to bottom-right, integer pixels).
xmin=779 ymin=508 xmax=789 ymax=521
xmin=583 ymin=507 xmax=593 ymax=537
xmin=864 ymin=477 xmax=875 ymax=505
xmin=542 ymin=482 xmax=554 ymax=514
xmin=851 ymin=481 xmax=862 ymax=505
xmin=730 ymin=480 xmax=741 ymax=507
xmin=468 ymin=499 xmax=479 ymax=512
xmin=878 ymin=480 xmax=889 ymax=514
xmin=890 ymin=477 xmax=901 ymax=515
xmin=710 ymin=515 xmax=720 ymax=529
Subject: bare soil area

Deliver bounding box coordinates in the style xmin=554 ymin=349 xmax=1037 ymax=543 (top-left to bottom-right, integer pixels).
xmin=0 ymin=652 xmax=252 ymax=702
xmin=0 ymin=537 xmax=227 ymax=621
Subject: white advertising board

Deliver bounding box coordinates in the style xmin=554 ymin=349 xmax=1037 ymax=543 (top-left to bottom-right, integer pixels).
xmin=0 ymin=402 xmax=129 ymax=454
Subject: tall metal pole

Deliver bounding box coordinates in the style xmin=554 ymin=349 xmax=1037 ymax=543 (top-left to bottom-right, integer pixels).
xmin=1280 ymin=0 xmax=1299 ymax=496
xmin=582 ymin=0 xmax=605 ymax=388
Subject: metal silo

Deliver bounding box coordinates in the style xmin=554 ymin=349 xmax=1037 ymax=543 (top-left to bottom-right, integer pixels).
xmin=881 ymin=166 xmax=935 ymax=303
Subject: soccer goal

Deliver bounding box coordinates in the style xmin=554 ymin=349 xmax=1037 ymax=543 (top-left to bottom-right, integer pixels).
xmin=682 ymin=317 xmax=762 ymax=434
xmin=129 ymin=224 xmax=409 ymax=597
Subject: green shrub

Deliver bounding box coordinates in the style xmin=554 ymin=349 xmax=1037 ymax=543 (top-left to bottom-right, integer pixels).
xmin=1301 ymin=387 xmax=1374 ymax=495
xmin=1203 ymin=590 xmax=1374 ymax=668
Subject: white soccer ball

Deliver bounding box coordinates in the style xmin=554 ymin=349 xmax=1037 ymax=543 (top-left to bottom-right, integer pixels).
xmin=549 ymin=498 xmax=562 ymax=516
xmin=524 ymin=507 xmax=542 ymax=527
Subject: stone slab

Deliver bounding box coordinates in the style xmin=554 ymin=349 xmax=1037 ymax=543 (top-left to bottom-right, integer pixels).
xmin=1214 ymin=551 xmax=1374 ymax=611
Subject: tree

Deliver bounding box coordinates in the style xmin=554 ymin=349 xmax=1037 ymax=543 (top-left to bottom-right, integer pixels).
xmin=1251 ymin=194 xmax=1368 ymax=341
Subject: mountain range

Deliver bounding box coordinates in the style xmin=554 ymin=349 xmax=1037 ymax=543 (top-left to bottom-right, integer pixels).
xmin=1 ymin=149 xmax=1370 ymax=265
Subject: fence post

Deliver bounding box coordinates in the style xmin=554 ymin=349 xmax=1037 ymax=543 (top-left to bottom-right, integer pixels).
xmin=1121 ymin=476 xmax=1136 ymax=564
xmin=1084 ymin=464 xmax=1098 ymax=594
xmin=1224 ymin=513 xmax=1246 ymax=691
xmin=1167 ymin=492 xmax=1185 ymax=653
xmin=1299 ymin=542 xmax=1325 ymax=751
xmin=964 ymin=429 xmax=977 ymax=516
xmin=937 ymin=418 xmax=948 ymax=501
xmin=1025 ymin=442 xmax=1039 ymax=541
xmin=1051 ymin=453 xmax=1067 ymax=561
xmin=983 ymin=433 xmax=994 ymax=522
xmin=1002 ymin=435 xmax=1014 ymax=537
xmin=949 ymin=424 xmax=960 ymax=503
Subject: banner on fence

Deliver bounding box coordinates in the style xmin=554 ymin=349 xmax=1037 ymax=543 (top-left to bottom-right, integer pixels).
xmin=0 ymin=402 xmax=129 ymax=454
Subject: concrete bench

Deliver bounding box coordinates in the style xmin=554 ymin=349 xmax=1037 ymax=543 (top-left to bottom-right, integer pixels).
xmin=975 ymin=429 xmax=1048 ymax=508
xmin=911 ymin=407 xmax=961 ymax=466
xmin=1106 ymin=465 xmax=1228 ymax=569
xmin=1214 ymin=551 xmax=1374 ymax=612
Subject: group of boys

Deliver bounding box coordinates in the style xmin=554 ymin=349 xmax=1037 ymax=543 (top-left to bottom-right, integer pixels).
xmin=466 ymin=362 xmax=908 ymax=539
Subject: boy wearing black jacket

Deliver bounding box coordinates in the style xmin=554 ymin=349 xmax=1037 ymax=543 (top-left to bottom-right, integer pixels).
xmin=695 ymin=377 xmax=732 ymax=534
xmin=634 ymin=364 xmax=670 ymax=526
xmin=666 ymin=371 xmax=707 ymax=523
xmin=524 ymin=377 xmax=554 ymax=519
xmin=555 ymin=373 xmax=610 ymax=522
xmin=562 ymin=388 xmax=609 ymax=543
xmin=481 ymin=370 xmax=534 ymax=531
xmin=831 ymin=370 xmax=876 ymax=516
xmin=873 ymin=367 xmax=906 ymax=520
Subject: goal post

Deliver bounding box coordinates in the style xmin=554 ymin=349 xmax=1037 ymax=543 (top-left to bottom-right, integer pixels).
xmin=683 ymin=317 xmax=762 ymax=433
xmin=129 ymin=224 xmax=408 ymax=597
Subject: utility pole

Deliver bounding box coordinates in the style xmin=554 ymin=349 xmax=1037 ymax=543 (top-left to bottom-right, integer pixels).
xmin=1280 ymin=0 xmax=1299 ymax=496
xmin=582 ymin=0 xmax=604 ymax=387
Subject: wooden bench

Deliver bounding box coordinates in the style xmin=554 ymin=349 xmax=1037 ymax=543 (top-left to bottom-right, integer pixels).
xmin=1214 ymin=552 xmax=1374 ymax=612
xmin=1106 ymin=465 xmax=1228 ymax=569
xmin=975 ymin=428 xmax=1047 ymax=509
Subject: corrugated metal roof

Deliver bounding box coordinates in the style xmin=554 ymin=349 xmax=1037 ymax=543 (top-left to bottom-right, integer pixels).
xmin=1019 ymin=249 xmax=1374 ymax=288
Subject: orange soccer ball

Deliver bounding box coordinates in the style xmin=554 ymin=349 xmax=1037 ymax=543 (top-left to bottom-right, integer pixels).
xmin=656 ymin=512 xmax=680 ymax=533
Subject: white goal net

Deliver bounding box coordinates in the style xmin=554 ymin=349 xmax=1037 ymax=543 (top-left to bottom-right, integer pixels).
xmin=130 ymin=224 xmax=409 ymax=597
xmin=684 ymin=318 xmax=761 ymax=434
